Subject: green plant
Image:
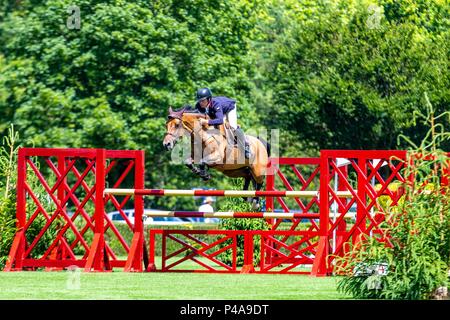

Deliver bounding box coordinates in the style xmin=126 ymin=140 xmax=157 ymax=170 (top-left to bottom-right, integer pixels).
xmin=336 ymin=93 xmax=450 ymax=299
xmin=0 ymin=124 xmax=19 ymax=269
xmin=0 ymin=195 xmax=16 ymax=269
xmin=216 ymin=179 xmax=270 ymax=267
xmin=0 ymin=125 xmax=65 ymax=268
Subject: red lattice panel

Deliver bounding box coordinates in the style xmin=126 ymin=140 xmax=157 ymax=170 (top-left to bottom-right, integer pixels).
xmin=5 ymin=148 xmax=145 ymax=272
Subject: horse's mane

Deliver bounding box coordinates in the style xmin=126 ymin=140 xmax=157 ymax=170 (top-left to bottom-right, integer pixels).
xmin=179 ymin=105 xmax=200 ymax=113
xmin=168 ymin=104 xmax=202 ymax=120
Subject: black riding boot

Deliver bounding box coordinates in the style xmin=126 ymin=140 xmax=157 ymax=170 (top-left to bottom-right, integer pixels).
xmin=244 ymin=142 xmax=251 ymax=159
xmin=235 ymin=127 xmax=252 ymax=159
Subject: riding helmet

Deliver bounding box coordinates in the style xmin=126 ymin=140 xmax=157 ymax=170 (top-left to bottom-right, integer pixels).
xmin=196 ymin=87 xmax=212 ymax=102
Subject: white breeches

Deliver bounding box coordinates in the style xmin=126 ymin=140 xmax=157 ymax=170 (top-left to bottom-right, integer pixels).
xmin=225 ymin=104 xmax=238 ymax=130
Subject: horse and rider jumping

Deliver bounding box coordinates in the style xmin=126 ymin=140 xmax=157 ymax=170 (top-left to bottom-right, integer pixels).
xmin=163 ymin=87 xmax=270 ymax=209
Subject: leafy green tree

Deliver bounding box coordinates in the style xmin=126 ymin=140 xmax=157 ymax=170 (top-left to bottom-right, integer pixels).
xmin=255 ymin=0 xmax=449 ymax=151
xmin=0 ymin=0 xmax=265 ymax=208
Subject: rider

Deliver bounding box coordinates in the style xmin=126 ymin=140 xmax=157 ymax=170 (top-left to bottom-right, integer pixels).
xmin=195 ymin=87 xmax=252 ymax=160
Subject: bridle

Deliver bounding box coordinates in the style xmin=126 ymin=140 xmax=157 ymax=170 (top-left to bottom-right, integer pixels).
xmin=165 ymin=114 xmax=205 ymax=140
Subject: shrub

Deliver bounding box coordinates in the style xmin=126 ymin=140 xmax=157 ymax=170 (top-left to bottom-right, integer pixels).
xmin=0 ymin=125 xmax=62 ymax=269
xmin=216 ymin=179 xmax=270 ymax=267
xmin=0 ymin=195 xmax=16 ymax=269
xmin=336 ymin=94 xmax=450 ymax=299
xmin=0 ymin=125 xmax=18 ymax=269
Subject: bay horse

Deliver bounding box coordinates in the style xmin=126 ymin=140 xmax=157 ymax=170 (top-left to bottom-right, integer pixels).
xmin=163 ymin=106 xmax=270 ymax=209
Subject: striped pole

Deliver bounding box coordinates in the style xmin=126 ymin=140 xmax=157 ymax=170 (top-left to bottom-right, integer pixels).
xmin=143 ymin=211 xmax=357 ymax=219
xmin=144 ymin=211 xmax=320 ymax=219
xmin=104 ymin=188 xmax=354 ymax=198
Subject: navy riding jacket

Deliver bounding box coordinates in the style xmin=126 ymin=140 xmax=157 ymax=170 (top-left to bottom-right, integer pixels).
xmin=195 ymin=96 xmax=236 ymax=126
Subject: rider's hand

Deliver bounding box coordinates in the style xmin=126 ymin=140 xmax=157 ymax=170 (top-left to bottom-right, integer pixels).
xmin=200 ymin=119 xmax=209 ymax=128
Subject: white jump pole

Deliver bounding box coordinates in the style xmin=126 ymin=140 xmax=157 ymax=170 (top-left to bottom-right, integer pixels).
xmin=104 ymin=188 xmax=355 ymax=198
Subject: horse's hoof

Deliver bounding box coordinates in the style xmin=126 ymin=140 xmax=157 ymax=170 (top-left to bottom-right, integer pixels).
xmin=201 ymin=174 xmax=211 ymax=181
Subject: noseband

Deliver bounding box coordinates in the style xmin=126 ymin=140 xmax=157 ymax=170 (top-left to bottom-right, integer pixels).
xmin=165 ymin=132 xmax=178 ymax=138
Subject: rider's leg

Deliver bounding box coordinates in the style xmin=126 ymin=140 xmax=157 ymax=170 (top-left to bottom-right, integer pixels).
xmin=227 ymin=106 xmax=238 ymax=130
xmin=226 ymin=105 xmax=251 ymax=159
xmin=234 ymin=127 xmax=251 ymax=159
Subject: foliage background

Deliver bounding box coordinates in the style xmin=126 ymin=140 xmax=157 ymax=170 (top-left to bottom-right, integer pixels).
xmin=0 ymin=1 xmax=449 ymax=298
xmin=0 ymin=0 xmax=448 ymax=212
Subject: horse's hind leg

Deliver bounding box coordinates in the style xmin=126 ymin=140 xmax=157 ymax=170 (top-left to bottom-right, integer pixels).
xmin=185 ymin=162 xmax=201 ymax=176
xmin=184 ymin=158 xmax=205 ymax=178
xmin=198 ymin=162 xmax=211 ymax=181
xmin=250 ymin=177 xmax=265 ymax=210
xmin=242 ymin=176 xmax=251 ymax=202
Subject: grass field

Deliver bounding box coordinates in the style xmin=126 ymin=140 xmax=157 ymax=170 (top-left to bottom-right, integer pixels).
xmin=0 ymin=271 xmax=351 ymax=300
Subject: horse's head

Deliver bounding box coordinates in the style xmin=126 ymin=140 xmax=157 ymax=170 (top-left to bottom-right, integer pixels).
xmin=163 ymin=106 xmax=186 ymax=151
xmin=163 ymin=106 xmax=206 ymax=150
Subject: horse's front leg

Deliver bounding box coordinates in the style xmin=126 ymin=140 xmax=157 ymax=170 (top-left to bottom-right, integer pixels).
xmin=184 ymin=158 xmax=202 ymax=176
xmin=197 ymin=138 xmax=223 ymax=182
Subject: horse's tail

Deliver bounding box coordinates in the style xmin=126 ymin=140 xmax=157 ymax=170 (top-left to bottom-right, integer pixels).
xmin=257 ymin=136 xmax=271 ymax=157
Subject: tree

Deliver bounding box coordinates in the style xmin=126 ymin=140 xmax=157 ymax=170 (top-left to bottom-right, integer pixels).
xmin=255 ymin=0 xmax=449 ymax=151
xmin=0 ymin=0 xmax=265 ymax=208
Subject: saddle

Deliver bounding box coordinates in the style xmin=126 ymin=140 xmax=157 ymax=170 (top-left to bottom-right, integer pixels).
xmin=222 ymin=121 xmax=235 ymax=145
xmin=181 ymin=105 xmax=239 ymax=146
xmin=221 ymin=121 xmax=245 ymax=152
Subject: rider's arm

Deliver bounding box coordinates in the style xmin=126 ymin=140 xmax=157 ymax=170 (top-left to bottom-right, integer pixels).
xmin=208 ymin=105 xmax=224 ymax=126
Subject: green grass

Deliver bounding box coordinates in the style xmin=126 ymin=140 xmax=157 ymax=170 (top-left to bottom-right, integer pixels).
xmin=0 ymin=271 xmax=350 ymax=300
